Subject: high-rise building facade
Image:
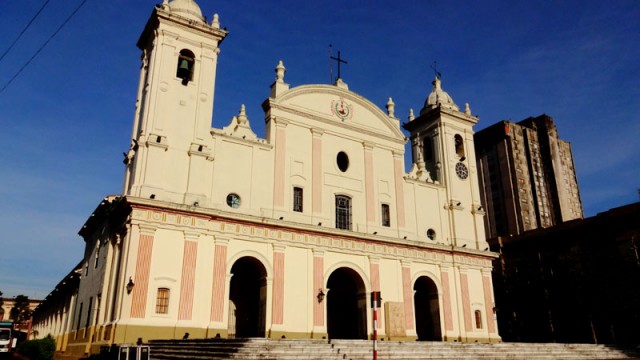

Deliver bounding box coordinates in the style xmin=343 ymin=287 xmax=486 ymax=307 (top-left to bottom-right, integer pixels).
xmin=475 ymin=115 xmax=583 ymax=239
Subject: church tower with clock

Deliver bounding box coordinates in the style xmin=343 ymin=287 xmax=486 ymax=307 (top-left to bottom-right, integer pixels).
xmin=32 ymin=1 xmax=500 ymax=355
xmin=403 ymin=76 xmax=488 ymax=250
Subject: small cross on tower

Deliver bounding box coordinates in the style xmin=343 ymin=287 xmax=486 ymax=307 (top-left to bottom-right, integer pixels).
xmin=431 ymin=61 xmax=442 ymax=80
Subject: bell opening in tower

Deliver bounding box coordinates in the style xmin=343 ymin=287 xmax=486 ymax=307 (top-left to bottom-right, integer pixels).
xmin=177 ymin=49 xmax=195 ymax=85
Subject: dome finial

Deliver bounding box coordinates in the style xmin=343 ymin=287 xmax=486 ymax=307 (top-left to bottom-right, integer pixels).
xmin=167 ymin=0 xmax=205 ymax=23
xmin=420 ymin=75 xmax=459 ymax=115
xmin=434 ymin=76 xmax=442 ymax=90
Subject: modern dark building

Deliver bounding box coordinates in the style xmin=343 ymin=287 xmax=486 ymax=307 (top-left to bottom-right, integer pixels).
xmin=489 ymin=202 xmax=640 ymax=344
xmin=475 ymin=115 xmax=583 ymax=239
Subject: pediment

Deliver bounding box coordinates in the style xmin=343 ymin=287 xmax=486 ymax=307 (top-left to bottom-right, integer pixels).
xmin=265 ymin=85 xmax=405 ymax=143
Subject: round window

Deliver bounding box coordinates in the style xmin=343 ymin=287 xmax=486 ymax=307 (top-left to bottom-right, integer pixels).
xmin=226 ymin=193 xmax=241 ymax=208
xmin=427 ymin=229 xmax=436 ymax=240
xmin=337 ymin=151 xmax=349 ymax=172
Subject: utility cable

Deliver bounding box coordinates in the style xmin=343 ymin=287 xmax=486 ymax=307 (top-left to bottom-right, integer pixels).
xmin=0 ymin=0 xmax=89 ymax=94
xmin=0 ymin=0 xmax=52 ymax=63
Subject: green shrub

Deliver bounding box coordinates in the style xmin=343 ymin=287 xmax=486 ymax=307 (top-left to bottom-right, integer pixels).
xmin=16 ymin=335 xmax=56 ymax=360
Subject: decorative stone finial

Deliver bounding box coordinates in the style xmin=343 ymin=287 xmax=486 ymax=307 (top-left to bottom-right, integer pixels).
xmin=216 ymin=104 xmax=259 ymax=141
xmin=270 ymin=60 xmax=290 ymax=98
xmin=335 ymin=78 xmax=349 ymax=90
xmin=464 ymin=103 xmax=471 ymax=116
xmin=386 ymin=97 xmax=395 ymax=118
xmin=237 ymin=104 xmax=248 ymax=125
xmin=408 ymin=108 xmax=415 ymax=122
xmin=211 ymin=13 xmax=220 ymax=28
xmin=275 ymin=60 xmax=285 ymax=83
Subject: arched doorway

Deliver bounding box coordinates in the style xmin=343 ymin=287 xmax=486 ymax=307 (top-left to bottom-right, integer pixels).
xmin=414 ymin=276 xmax=442 ymax=341
xmin=326 ymin=267 xmax=367 ymax=340
xmin=228 ymin=256 xmax=267 ymax=338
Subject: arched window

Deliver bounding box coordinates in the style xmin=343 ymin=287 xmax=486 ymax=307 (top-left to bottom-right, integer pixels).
xmin=176 ymin=49 xmax=195 ymax=85
xmin=423 ymin=137 xmax=434 ymax=163
xmin=454 ymin=134 xmax=465 ymax=159
xmin=335 ymin=195 xmax=352 ymax=230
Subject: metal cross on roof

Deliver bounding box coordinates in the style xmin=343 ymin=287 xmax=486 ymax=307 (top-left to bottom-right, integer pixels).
xmin=330 ymin=50 xmax=348 ymax=80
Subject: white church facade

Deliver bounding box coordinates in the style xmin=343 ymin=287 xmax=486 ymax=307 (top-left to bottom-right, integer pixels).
xmin=33 ymin=0 xmax=500 ymax=355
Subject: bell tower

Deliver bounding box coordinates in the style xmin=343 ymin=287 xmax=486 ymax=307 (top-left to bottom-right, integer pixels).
xmin=123 ymin=0 xmax=227 ymax=204
xmin=403 ymin=76 xmax=488 ymax=250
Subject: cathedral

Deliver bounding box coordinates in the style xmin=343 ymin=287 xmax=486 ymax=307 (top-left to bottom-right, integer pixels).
xmin=33 ymin=0 xmax=500 ymax=355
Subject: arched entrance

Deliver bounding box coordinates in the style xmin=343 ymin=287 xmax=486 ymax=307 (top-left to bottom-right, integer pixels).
xmin=414 ymin=276 xmax=442 ymax=340
xmin=326 ymin=267 xmax=367 ymax=340
xmin=228 ymin=256 xmax=267 ymax=338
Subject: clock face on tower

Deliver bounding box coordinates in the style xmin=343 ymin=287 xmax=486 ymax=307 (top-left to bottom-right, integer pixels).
xmin=455 ymin=162 xmax=469 ymax=180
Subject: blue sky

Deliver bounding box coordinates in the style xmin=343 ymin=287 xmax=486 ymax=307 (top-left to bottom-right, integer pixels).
xmin=0 ymin=0 xmax=638 ymax=298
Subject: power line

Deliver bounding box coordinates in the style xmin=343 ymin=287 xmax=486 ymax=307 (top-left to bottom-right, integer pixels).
xmin=0 ymin=0 xmax=89 ymax=95
xmin=0 ymin=0 xmax=52 ymax=63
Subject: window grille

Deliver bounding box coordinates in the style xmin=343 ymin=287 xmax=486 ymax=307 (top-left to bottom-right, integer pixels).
xmin=335 ymin=195 xmax=352 ymax=230
xmin=156 ymin=288 xmax=170 ymax=314
xmin=381 ymin=204 xmax=390 ymax=227
xmin=293 ymin=187 xmax=303 ymax=212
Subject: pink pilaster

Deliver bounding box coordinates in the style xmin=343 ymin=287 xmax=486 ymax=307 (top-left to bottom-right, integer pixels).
xmin=312 ymin=129 xmax=323 ymax=214
xmin=440 ymin=269 xmax=454 ymax=331
xmin=210 ymin=241 xmax=228 ymax=322
xmin=482 ymin=273 xmax=497 ymax=334
xmin=460 ymin=271 xmax=472 ymax=332
xmin=273 ymin=120 xmax=288 ymax=208
xmin=131 ymin=233 xmax=154 ymax=318
xmin=178 ymin=240 xmax=198 ymax=320
xmin=272 ymin=249 xmax=285 ymax=325
xmin=401 ymin=264 xmax=414 ymax=330
xmin=393 ymin=152 xmax=406 ymax=227
xmin=313 ymin=254 xmax=324 ymax=326
xmin=364 ymin=143 xmax=375 ymax=223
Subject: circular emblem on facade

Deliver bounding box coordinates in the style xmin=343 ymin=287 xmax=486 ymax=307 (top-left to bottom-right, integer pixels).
xmin=331 ymin=98 xmax=353 ymax=121
xmin=455 ymin=162 xmax=469 ymax=180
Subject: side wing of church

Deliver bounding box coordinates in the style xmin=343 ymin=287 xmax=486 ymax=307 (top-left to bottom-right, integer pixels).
xmin=32 ymin=0 xmax=500 ymax=355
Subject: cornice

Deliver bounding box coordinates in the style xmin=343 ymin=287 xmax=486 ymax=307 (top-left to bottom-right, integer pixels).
xmin=124 ymin=197 xmax=497 ymax=267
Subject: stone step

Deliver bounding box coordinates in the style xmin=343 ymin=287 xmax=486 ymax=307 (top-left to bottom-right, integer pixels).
xmin=147 ymin=338 xmax=640 ymax=360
